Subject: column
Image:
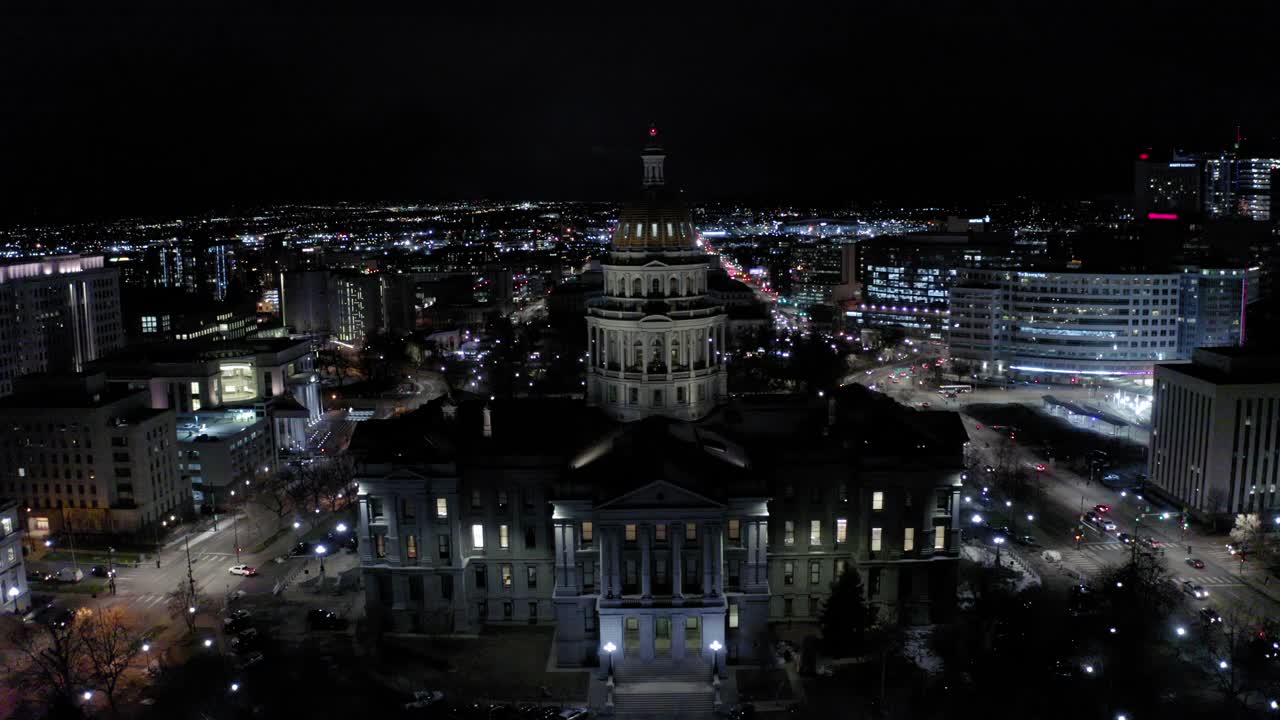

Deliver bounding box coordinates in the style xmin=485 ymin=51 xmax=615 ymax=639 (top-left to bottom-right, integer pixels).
xmin=665 ymin=330 xmax=673 ymax=380
xmin=553 ymin=522 xmax=578 ymax=593
xmin=672 ymin=522 xmax=684 ymax=599
xmin=641 ymin=333 xmax=648 ymax=381
xmin=671 ymin=613 xmax=686 ymax=660
xmin=611 ymin=526 xmax=623 ymax=598
xmin=600 ymin=526 xmax=613 ymax=599
xmin=640 ymin=524 xmax=653 ymax=600
xmin=711 ymin=523 xmax=722 ymax=596
xmin=702 ymin=524 xmax=713 ymax=595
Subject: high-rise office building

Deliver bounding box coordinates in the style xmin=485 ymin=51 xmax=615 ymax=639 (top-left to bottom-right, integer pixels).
xmin=1149 ymin=348 xmax=1280 ymax=519
xmin=0 ymin=373 xmax=182 ymax=537
xmin=0 ymin=256 xmax=124 ymax=397
xmin=1134 ymin=153 xmax=1202 ymax=218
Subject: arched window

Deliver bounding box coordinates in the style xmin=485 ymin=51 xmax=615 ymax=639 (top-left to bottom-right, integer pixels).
xmin=651 ymin=337 xmax=664 ymax=363
xmin=632 ymin=338 xmax=643 ymax=368
xmin=668 ymin=276 xmax=678 ymax=296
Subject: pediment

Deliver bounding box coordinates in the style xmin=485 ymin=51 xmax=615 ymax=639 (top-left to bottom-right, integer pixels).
xmin=597 ymin=479 xmax=723 ymax=510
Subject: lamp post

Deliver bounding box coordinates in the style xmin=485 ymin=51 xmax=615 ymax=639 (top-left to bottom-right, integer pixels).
xmin=603 ymin=641 xmax=617 ymax=679
xmin=7 ymin=585 xmax=20 ymax=612
xmin=315 ymin=545 xmax=327 ymax=580
xmin=993 ymin=536 xmax=1005 ymax=567
xmin=709 ymin=640 xmax=723 ymax=678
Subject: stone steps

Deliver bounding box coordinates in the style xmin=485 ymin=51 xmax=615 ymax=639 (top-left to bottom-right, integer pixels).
xmin=616 ymin=661 xmax=711 ymax=683
xmin=613 ymin=687 xmax=715 ymax=719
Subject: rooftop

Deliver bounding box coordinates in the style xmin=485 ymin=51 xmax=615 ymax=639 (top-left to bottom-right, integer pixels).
xmin=176 ymin=409 xmax=262 ymax=442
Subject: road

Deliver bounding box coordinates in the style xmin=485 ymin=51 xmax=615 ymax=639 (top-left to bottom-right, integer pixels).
xmin=951 ymin=412 xmax=1280 ymax=624
xmin=842 ymin=353 xmax=1279 ymax=621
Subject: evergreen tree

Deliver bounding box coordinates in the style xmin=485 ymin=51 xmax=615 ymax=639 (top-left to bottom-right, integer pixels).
xmin=820 ymin=567 xmax=871 ymax=656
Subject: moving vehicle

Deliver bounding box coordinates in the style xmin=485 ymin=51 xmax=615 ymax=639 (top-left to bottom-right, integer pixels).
xmin=1200 ymin=607 xmax=1223 ymax=624
xmin=404 ymin=690 xmax=445 ymax=710
xmin=1182 ymin=581 xmax=1208 ymax=599
xmin=1094 ymin=504 xmax=1111 ymax=514
xmin=939 ymin=384 xmax=973 ymax=394
xmin=89 ymin=565 xmax=114 ymax=578
xmin=1115 ymin=531 xmax=1132 ymax=543
xmin=229 ymin=565 xmax=258 ymax=576
xmin=1186 ymin=557 xmax=1205 ymax=569
xmin=55 ymin=567 xmax=83 ymax=583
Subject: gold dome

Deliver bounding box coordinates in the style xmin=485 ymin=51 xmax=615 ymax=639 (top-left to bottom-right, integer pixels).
xmin=611 ymin=125 xmax=698 ymax=252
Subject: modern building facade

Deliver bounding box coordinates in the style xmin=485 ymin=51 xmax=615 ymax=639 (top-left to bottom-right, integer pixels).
xmin=176 ymin=408 xmax=274 ymax=507
xmin=585 ymin=128 xmax=729 ymax=422
xmin=849 ymin=230 xmax=1015 ymax=340
xmin=1149 ymin=348 xmax=1280 ymax=519
xmin=948 ymin=269 xmax=1183 ymax=378
xmin=0 ymin=255 xmax=125 ymax=397
xmin=948 ymin=266 xmax=1258 ymax=379
xmin=0 ymin=373 xmax=182 ymax=537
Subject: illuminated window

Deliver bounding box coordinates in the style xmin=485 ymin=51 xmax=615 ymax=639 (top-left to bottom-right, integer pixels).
xmin=499 ymin=524 xmax=509 ymax=549
xmin=655 ymin=523 xmax=666 ymax=542
xmin=729 ymin=602 xmax=739 ymax=628
xmin=471 ymin=524 xmax=485 ymax=549
xmin=836 ymin=518 xmax=847 ymax=543
xmin=581 ymin=521 xmax=593 ymax=545
xmin=625 ymin=524 xmax=637 ymax=542
xmin=904 ymin=528 xmax=915 ymax=552
xmin=501 ymin=564 xmax=513 ymax=589
xmin=686 ymin=522 xmax=697 ymax=541
xmin=872 ymin=491 xmax=884 ymax=510
xmin=870 ymin=527 xmax=882 ymax=552
xmin=783 ymin=561 xmax=794 ymax=585
xmin=934 ymin=526 xmax=946 ymax=550
xmin=728 ymin=519 xmax=740 ymax=542
xmin=436 ymin=498 xmax=448 ymax=518
xmin=405 ymin=535 xmax=418 ymax=560
xmin=809 ymin=520 xmax=821 ymax=545
xmin=784 ymin=520 xmax=795 ymax=545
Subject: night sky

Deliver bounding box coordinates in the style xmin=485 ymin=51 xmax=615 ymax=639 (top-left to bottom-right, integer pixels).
xmin=2 ymin=2 xmax=1278 ymax=221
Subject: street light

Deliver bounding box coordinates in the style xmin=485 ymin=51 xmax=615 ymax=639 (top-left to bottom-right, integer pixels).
xmin=316 ymin=545 xmax=327 ymax=577
xmin=1218 ymin=659 xmax=1229 ymax=670
xmin=971 ymin=513 xmax=984 ymax=525
xmin=82 ymin=691 xmax=92 ymax=702
xmin=230 ymin=682 xmax=240 ymax=693
xmin=203 ymin=638 xmax=213 ymax=648
xmin=1175 ymin=626 xmax=1187 ymax=637
xmin=603 ymin=641 xmax=617 ymax=678
xmin=709 ymin=640 xmax=723 ymax=677
xmin=336 ymin=523 xmax=348 ymax=533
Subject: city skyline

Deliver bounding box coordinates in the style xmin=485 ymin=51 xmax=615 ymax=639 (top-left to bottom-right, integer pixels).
xmin=3 ymin=4 xmax=1280 ymax=222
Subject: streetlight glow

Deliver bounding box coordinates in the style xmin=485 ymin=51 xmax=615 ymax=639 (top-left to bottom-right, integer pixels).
xmin=142 ymin=643 xmax=151 ymax=652
xmin=336 ymin=523 xmax=348 ymax=533
xmin=1176 ymin=626 xmax=1187 ymax=637
xmin=83 ymin=691 xmax=92 ymax=701
xmin=971 ymin=513 xmax=984 ymax=525
xmin=1219 ymin=659 xmax=1229 ymax=669
xmin=203 ymin=638 xmax=213 ymax=648
xmin=315 ymin=545 xmax=327 ymax=556
xmin=231 ymin=682 xmax=240 ymax=692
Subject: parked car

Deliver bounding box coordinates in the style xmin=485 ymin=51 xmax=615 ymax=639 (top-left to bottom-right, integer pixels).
xmin=224 ymin=610 xmax=252 ymax=633
xmin=1186 ymin=557 xmax=1206 ymax=569
xmin=1182 ymin=581 xmax=1209 ymax=599
xmin=45 ymin=608 xmax=76 ymax=629
xmin=26 ymin=569 xmax=53 ymax=582
xmin=229 ymin=628 xmax=261 ymax=653
xmin=1083 ymin=511 xmax=1100 ymax=524
xmin=557 ymin=709 xmax=591 ymax=720
xmin=289 ymin=542 xmax=316 ymax=557
xmin=307 ymin=608 xmax=344 ymax=630
xmin=404 ymin=690 xmax=445 ymax=710
xmin=229 ymin=565 xmax=258 ymax=577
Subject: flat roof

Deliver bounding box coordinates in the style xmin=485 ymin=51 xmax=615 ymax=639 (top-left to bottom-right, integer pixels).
xmin=176 ymin=410 xmax=261 ymax=442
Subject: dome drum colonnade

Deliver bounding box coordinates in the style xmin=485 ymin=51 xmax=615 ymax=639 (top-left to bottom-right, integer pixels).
xmin=586 ymin=126 xmax=729 ymax=422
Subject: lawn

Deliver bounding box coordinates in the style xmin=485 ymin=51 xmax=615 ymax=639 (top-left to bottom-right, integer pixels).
xmin=42 ymin=549 xmax=143 ymax=566
xmin=378 ymin=625 xmax=589 ymax=704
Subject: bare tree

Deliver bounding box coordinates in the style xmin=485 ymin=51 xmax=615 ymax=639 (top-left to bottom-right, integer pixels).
xmin=1200 ymin=605 xmax=1266 ymax=716
xmin=3 ymin=609 xmax=89 ymax=714
xmin=252 ymin=468 xmax=294 ymax=528
xmin=167 ymin=579 xmax=203 ymax=635
xmin=78 ymin=607 xmax=146 ymax=718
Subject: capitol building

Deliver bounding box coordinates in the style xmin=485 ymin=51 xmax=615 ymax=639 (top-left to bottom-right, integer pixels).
xmin=350 ymin=129 xmax=964 ymax=704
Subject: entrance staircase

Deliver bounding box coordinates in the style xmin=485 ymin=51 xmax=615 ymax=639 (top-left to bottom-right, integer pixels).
xmin=612 ymin=661 xmax=715 ymax=719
